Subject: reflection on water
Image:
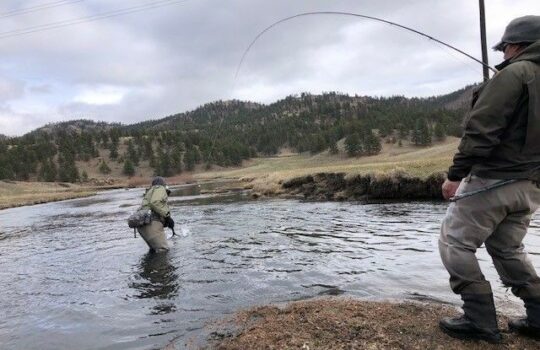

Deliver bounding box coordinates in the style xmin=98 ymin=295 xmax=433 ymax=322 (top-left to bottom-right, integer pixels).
xmin=131 ymin=251 xmax=179 ymax=315
xmin=0 ymin=185 xmax=538 ymax=349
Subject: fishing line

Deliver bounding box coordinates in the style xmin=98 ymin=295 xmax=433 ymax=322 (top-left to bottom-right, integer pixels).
xmin=235 ymin=11 xmax=497 ymax=80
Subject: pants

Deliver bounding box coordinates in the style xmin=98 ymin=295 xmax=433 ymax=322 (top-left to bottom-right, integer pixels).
xmin=439 ymin=175 xmax=540 ymax=298
xmin=137 ymin=220 xmax=169 ymax=252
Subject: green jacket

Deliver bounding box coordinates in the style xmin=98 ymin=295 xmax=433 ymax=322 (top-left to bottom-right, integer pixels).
xmin=448 ymin=40 xmax=540 ymax=182
xmin=141 ymin=185 xmax=170 ymax=220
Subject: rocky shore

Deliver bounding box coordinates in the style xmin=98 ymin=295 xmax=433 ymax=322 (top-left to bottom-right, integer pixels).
xmin=280 ymin=170 xmax=446 ymax=201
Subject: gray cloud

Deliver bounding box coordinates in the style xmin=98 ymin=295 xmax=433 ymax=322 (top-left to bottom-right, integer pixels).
xmin=0 ymin=0 xmax=538 ymax=136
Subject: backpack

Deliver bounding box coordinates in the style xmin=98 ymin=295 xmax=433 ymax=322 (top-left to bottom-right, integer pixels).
xmin=127 ymin=209 xmax=152 ymax=228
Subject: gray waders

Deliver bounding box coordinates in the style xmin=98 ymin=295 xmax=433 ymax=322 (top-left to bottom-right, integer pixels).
xmin=137 ymin=220 xmax=169 ymax=252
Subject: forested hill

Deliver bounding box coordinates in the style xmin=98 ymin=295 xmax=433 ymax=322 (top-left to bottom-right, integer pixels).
xmin=0 ymin=86 xmax=476 ymax=182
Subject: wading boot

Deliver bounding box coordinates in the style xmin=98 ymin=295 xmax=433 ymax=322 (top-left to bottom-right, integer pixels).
xmin=439 ymin=293 xmax=502 ymax=344
xmin=508 ymin=297 xmax=540 ymax=340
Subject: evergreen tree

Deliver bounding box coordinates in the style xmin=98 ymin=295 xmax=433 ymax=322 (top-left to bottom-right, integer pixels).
xmin=99 ymin=160 xmax=111 ymax=174
xmin=433 ymin=122 xmax=447 ymax=141
xmin=127 ymin=139 xmax=139 ymax=165
xmin=109 ymin=141 xmax=119 ymax=160
xmin=364 ymin=131 xmax=382 ymax=155
xmin=184 ymin=149 xmax=196 ymax=171
xmin=345 ymin=133 xmax=362 ymax=157
xmin=39 ymin=159 xmax=57 ymax=182
xmin=123 ymin=158 xmax=135 ymax=176
xmin=412 ymin=119 xmax=432 ymax=146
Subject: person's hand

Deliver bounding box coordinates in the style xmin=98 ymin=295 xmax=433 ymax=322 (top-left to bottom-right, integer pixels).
xmin=442 ymin=179 xmax=461 ymax=200
xmin=164 ymin=216 xmax=175 ymax=229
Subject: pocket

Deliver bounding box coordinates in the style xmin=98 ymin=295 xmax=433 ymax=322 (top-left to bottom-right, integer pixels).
xmin=523 ymin=74 xmax=540 ymax=154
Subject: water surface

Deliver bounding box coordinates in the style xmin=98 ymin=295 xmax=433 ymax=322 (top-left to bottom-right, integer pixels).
xmin=0 ymin=184 xmax=538 ymax=349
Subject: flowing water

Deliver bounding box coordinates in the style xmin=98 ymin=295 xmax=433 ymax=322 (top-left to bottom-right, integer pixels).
xmin=0 ymin=184 xmax=539 ymax=349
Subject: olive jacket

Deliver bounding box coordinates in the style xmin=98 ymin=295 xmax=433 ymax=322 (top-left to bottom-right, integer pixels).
xmin=140 ymin=185 xmax=170 ymax=220
xmin=448 ymin=40 xmax=540 ymax=182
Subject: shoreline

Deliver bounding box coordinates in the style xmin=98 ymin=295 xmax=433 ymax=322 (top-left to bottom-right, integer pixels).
xmin=202 ymin=297 xmax=536 ymax=349
xmin=270 ymin=170 xmax=445 ymax=201
xmin=0 ymin=168 xmax=448 ymax=211
xmin=0 ymin=180 xmax=125 ymax=210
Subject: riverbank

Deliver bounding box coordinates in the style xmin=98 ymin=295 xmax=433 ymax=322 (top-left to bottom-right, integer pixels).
xmin=196 ymin=138 xmax=458 ymax=200
xmin=0 ymin=180 xmax=103 ymax=210
xmin=204 ymin=298 xmax=536 ymax=349
xmin=279 ymin=170 xmax=445 ymax=201
xmin=1 ymin=139 xmax=457 ymax=209
xmin=0 ymin=174 xmax=196 ymax=210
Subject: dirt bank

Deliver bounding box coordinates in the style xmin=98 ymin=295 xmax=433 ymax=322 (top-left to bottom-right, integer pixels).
xmin=203 ymin=298 xmax=537 ymax=350
xmin=279 ymin=171 xmax=446 ymax=201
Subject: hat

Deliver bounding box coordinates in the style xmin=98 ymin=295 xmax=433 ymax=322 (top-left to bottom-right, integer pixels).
xmin=493 ymin=15 xmax=540 ymax=51
xmin=151 ymin=176 xmax=166 ymax=186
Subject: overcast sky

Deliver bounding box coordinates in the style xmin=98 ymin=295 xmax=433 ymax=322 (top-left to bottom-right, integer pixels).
xmin=0 ymin=0 xmax=538 ymax=136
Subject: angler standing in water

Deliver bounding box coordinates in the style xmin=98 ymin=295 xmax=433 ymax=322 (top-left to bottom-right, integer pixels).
xmin=138 ymin=176 xmax=175 ymax=252
xmin=439 ymin=16 xmax=540 ymax=343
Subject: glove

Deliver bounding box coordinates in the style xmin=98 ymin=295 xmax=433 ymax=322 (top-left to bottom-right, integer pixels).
xmin=164 ymin=216 xmax=175 ymax=229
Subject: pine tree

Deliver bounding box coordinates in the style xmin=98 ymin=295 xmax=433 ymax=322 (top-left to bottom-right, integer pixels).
xmin=434 ymin=122 xmax=447 ymax=141
xmin=345 ymin=133 xmax=362 ymax=157
xmin=364 ymin=131 xmax=382 ymax=155
xmin=98 ymin=160 xmax=111 ymax=174
xmin=123 ymin=158 xmax=135 ymax=176
xmin=39 ymin=159 xmax=57 ymax=182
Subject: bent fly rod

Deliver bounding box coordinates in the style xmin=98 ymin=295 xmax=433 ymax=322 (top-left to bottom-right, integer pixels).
xmin=235 ymin=11 xmax=497 ymax=80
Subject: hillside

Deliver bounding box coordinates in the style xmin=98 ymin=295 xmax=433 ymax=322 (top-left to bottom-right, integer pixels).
xmin=0 ymin=87 xmax=474 ymax=183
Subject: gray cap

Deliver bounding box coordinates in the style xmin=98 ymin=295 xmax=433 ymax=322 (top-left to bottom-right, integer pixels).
xmin=493 ymin=15 xmax=540 ymax=51
xmin=151 ymin=176 xmax=166 ymax=186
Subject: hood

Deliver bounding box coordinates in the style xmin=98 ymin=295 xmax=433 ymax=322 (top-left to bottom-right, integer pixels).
xmin=512 ymin=40 xmax=540 ymax=64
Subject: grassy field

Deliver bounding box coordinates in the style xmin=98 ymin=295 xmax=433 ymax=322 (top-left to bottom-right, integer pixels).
xmin=196 ymin=137 xmax=460 ymax=193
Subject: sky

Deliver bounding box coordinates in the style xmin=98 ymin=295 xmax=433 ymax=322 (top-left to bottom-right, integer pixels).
xmin=0 ymin=0 xmax=538 ymax=136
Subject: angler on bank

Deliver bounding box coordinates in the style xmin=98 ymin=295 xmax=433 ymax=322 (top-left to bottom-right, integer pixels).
xmin=439 ymin=15 xmax=540 ymax=343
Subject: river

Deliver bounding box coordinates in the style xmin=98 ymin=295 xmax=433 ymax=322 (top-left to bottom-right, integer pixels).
xmin=0 ymin=184 xmax=539 ymax=349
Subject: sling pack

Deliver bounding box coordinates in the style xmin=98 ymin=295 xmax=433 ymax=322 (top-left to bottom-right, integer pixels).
xmin=127 ymin=209 xmax=152 ymax=228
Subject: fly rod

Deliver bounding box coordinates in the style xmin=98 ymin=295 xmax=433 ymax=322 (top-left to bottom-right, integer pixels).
xmin=235 ymin=11 xmax=497 ymax=80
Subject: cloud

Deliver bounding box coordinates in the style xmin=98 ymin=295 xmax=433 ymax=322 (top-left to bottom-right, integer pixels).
xmin=0 ymin=0 xmax=538 ymax=136
xmin=73 ymin=85 xmax=128 ymax=105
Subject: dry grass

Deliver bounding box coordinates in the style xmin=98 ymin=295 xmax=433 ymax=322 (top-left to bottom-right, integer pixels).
xmin=204 ymin=298 xmax=537 ymax=350
xmin=196 ymin=138 xmax=460 ymax=194
xmin=0 ymin=181 xmax=100 ymax=210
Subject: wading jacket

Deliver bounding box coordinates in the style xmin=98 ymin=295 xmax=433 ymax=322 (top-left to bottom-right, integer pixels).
xmin=141 ymin=185 xmax=170 ymax=221
xmin=448 ymin=40 xmax=540 ymax=182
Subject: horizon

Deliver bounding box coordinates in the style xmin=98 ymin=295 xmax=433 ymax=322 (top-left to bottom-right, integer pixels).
xmin=2 ymin=83 xmax=477 ymax=138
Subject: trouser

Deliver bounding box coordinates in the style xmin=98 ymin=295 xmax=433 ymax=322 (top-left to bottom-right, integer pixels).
xmin=137 ymin=220 xmax=169 ymax=252
xmin=439 ymin=175 xmax=540 ymax=298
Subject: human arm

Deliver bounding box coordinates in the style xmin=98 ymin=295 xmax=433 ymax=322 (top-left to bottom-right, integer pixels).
xmin=148 ymin=186 xmax=171 ymax=219
xmin=447 ymin=66 xmax=525 ymax=181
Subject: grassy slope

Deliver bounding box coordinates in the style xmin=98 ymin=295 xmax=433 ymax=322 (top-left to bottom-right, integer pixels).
xmin=196 ymin=137 xmax=460 ymax=188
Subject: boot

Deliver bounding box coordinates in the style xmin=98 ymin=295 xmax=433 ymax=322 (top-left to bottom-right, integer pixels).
xmin=439 ymin=293 xmax=502 ymax=344
xmin=508 ymin=297 xmax=540 ymax=340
